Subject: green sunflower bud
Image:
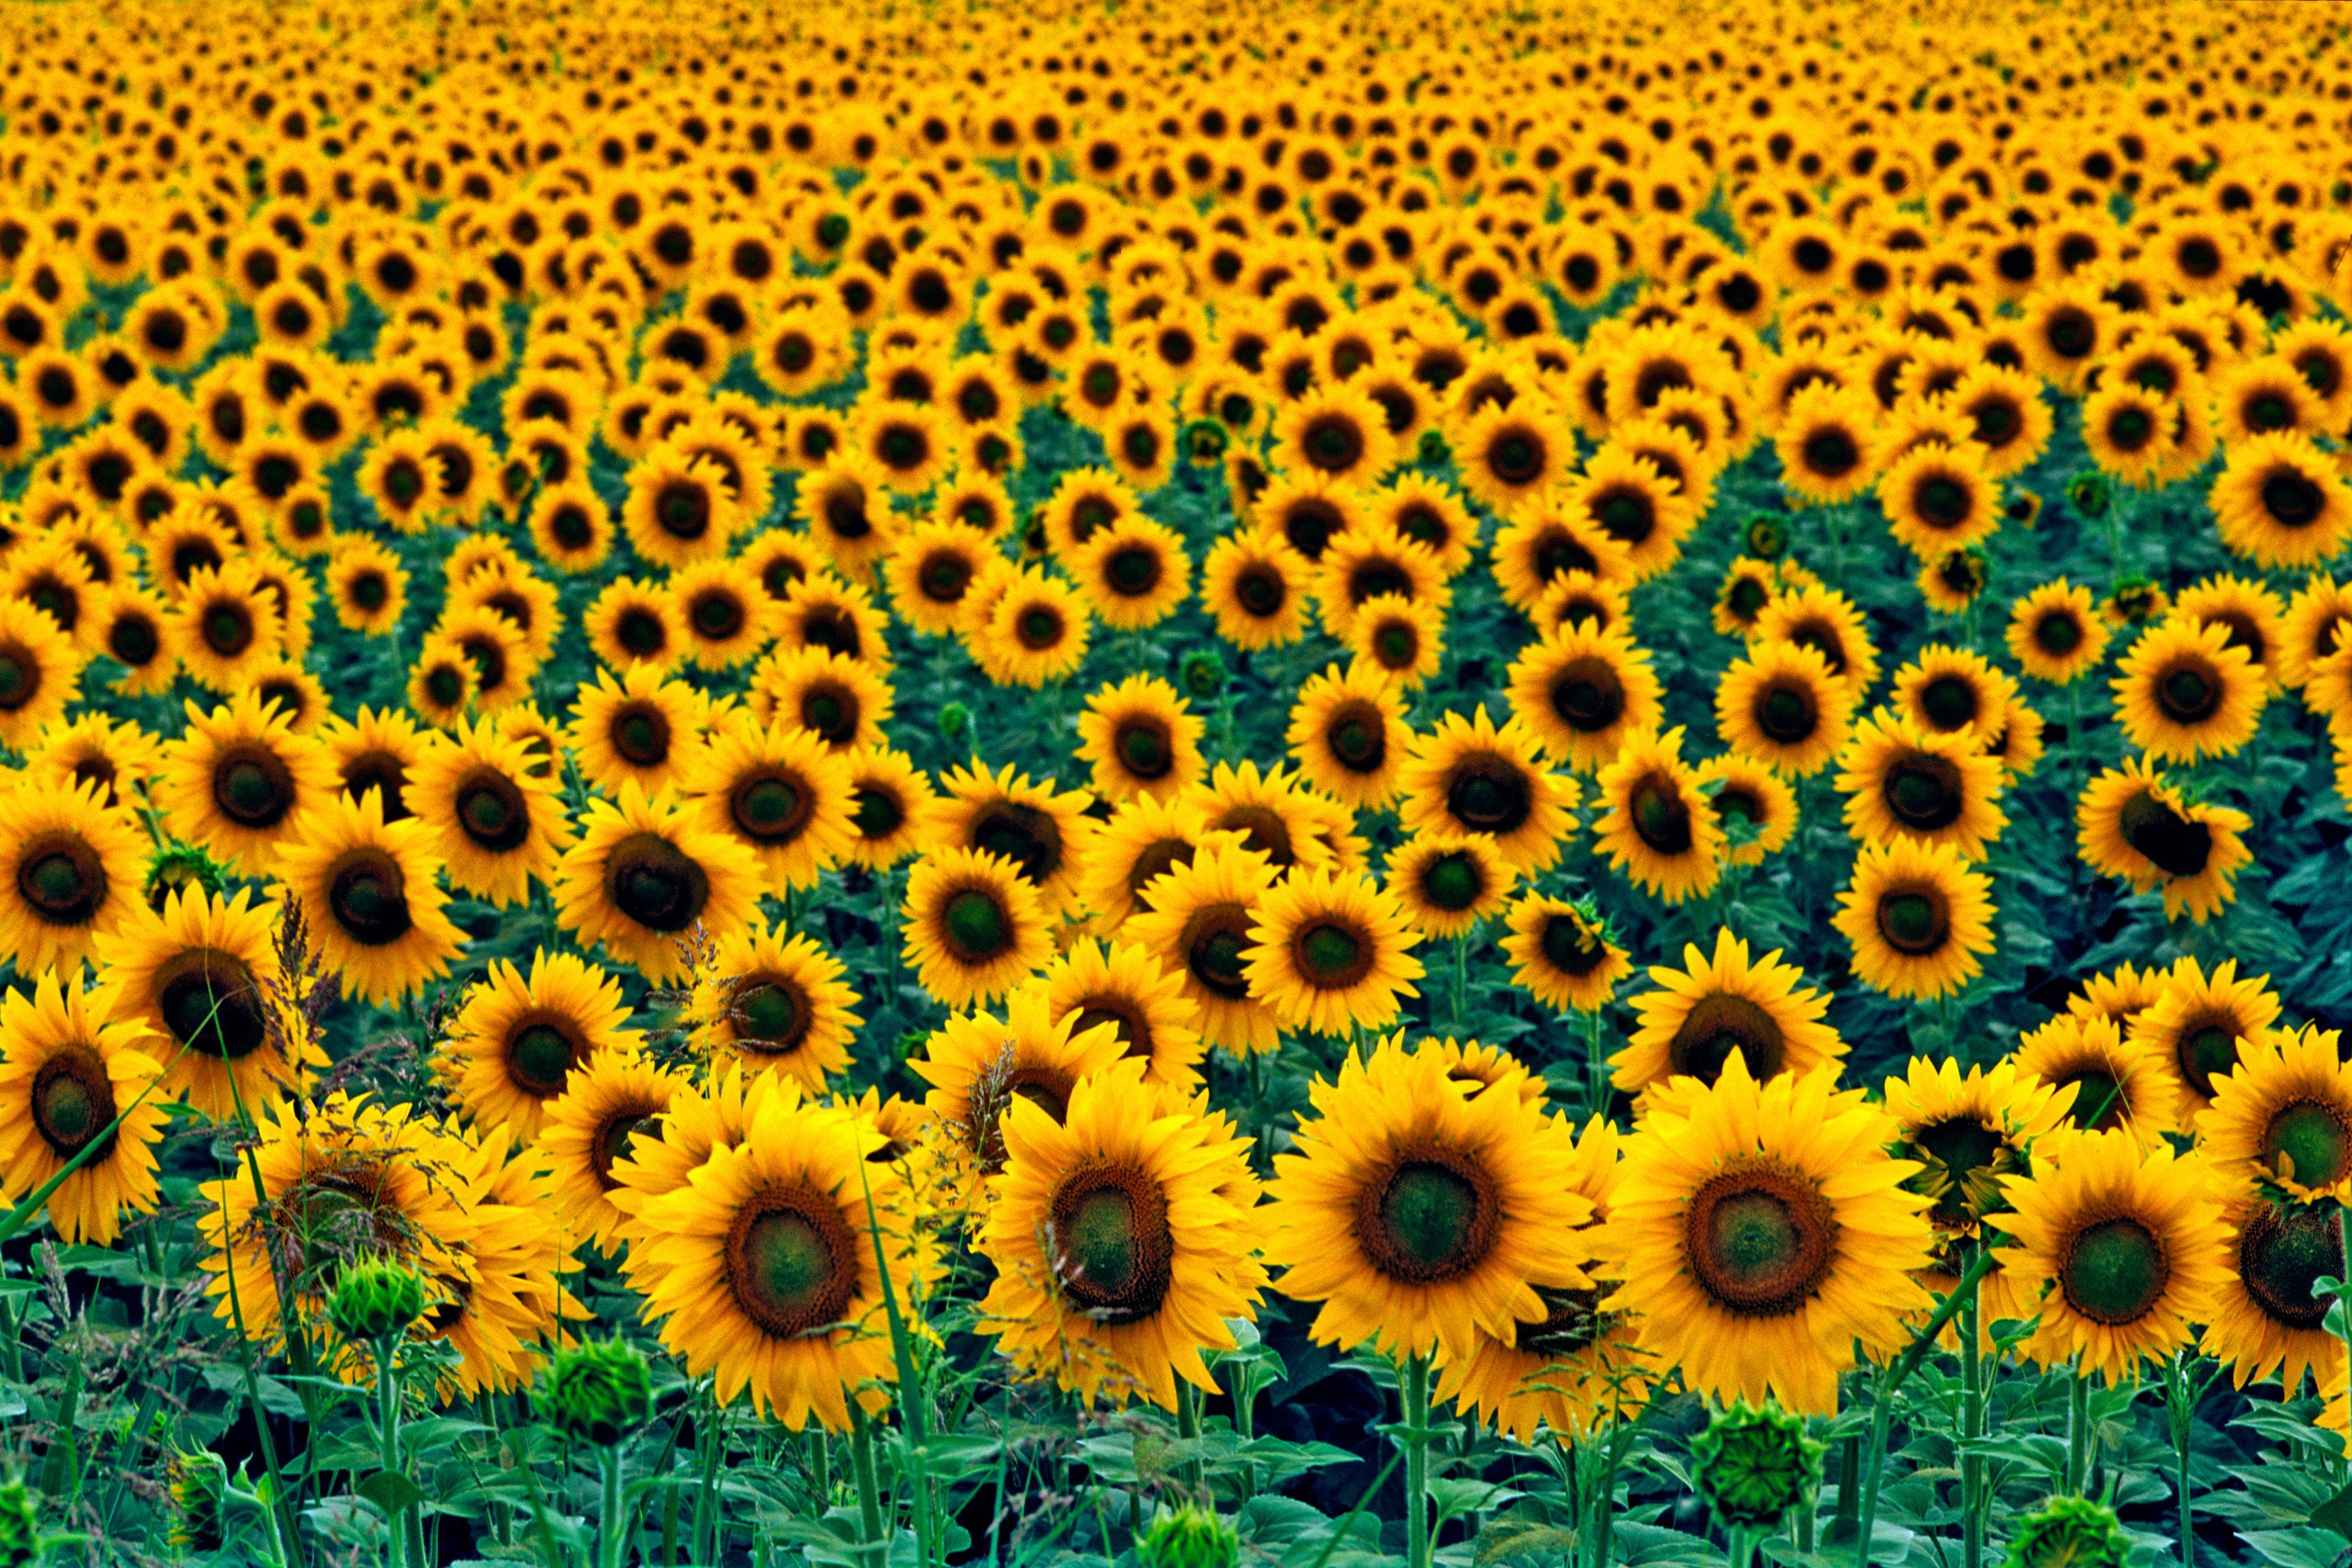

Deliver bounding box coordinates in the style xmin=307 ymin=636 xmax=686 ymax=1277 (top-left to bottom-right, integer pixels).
xmin=0 ymin=1479 xmax=37 ymax=1568
xmin=144 ymin=842 xmax=229 ymax=916
xmin=1742 ymin=512 xmax=1788 ymax=561
xmin=1180 ymin=651 xmax=1226 ymax=700
xmin=1689 ymin=1399 xmax=1822 ymax=1531
xmin=169 ymin=1450 xmax=229 ymax=1554
xmin=1416 ymin=429 xmax=1452 ymax=466
xmin=542 ymin=1341 xmax=653 ymax=1447
xmin=327 ymin=1257 xmax=427 ymax=1344
xmin=1181 ymin=419 xmax=1228 ymax=463
xmin=2001 ymin=1495 xmax=2129 ymax=1568
xmin=2066 ymin=470 xmax=2111 ymax=518
xmin=937 ymin=702 xmax=971 ymax=742
xmin=1139 ymin=1504 xmax=1238 ymax=1568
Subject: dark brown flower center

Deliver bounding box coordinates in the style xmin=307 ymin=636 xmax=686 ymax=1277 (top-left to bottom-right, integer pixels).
xmin=328 ymin=847 xmax=412 ymax=945
xmin=1050 ymin=1164 xmax=1175 ymax=1322
xmin=606 ymin=834 xmax=710 ymax=932
xmin=2059 ymin=1216 xmax=2168 ymax=1325
xmin=727 ymin=1186 xmax=858 ymax=1337
xmin=1685 ymin=1164 xmax=1835 ymax=1316
xmin=1667 ymin=994 xmax=1784 ymax=1082
xmin=16 ymin=832 xmax=105 ymax=924
xmin=1355 ymin=1147 xmax=1499 ymax=1282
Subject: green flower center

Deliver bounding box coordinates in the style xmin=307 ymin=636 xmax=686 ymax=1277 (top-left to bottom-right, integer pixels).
xmin=1884 ymin=757 xmax=1963 ymax=831
xmin=508 ymin=1023 xmax=576 ymax=1096
xmin=458 ymin=774 xmax=530 ymax=851
xmin=1295 ymin=921 xmax=1366 ymax=987
xmin=733 ymin=776 xmax=805 ymax=841
xmin=1117 ymin=720 xmax=1171 ymax=779
xmin=1106 ymin=547 xmax=1158 ymax=595
xmin=2178 ymin=1023 xmax=2238 ymax=1098
xmin=1918 ymin=675 xmax=1978 ymax=732
xmin=942 ymin=888 xmax=1011 ymax=959
xmin=1365 ymin=1158 xmax=1492 ymax=1281
xmin=329 ymin=852 xmax=412 ymax=945
xmin=1628 ymin=776 xmax=1693 ymax=855
xmin=2264 ymin=1099 xmax=2352 ymax=1190
xmin=2060 ymin=1217 xmax=2168 ymax=1325
xmin=1541 ymin=914 xmax=1607 ymax=976
xmin=607 ymin=834 xmax=710 ymax=933
xmin=1423 ymin=853 xmax=1481 ymax=912
xmin=1688 ymin=1166 xmax=1833 ymax=1316
xmin=2033 ymin=612 xmax=2083 ymax=655
xmin=733 ymin=979 xmax=806 ymax=1049
xmin=1757 ymin=686 xmax=1814 ymax=743
xmin=157 ymin=955 xmax=269 ymax=1060
xmin=1876 ymin=890 xmax=1944 ymax=954
xmin=2157 ymin=666 xmax=2219 ymax=723
xmin=730 ymin=1199 xmax=853 ymax=1337
xmin=2238 ymin=1201 xmax=2339 ymax=1331
xmin=18 ymin=842 xmax=101 ymax=923
xmin=1669 ymin=994 xmax=1785 ymax=1081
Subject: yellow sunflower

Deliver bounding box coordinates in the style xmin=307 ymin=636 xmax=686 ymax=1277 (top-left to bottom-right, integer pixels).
xmin=551 ymin=782 xmax=764 ymax=985
xmin=1286 ymin=661 xmax=1411 ymax=809
xmin=1833 ymin=836 xmax=1996 ymax=1002
xmin=156 ymin=691 xmax=338 ymax=878
xmin=1384 ymin=831 xmax=1516 ymax=941
xmin=2110 ymin=617 xmax=2266 ymax=762
xmin=2074 ymin=756 xmax=2253 ymax=924
xmin=0 ymin=972 xmax=167 ymax=1246
xmin=1201 ymin=532 xmax=1312 ymax=650
xmin=1500 ymin=894 xmax=1631 ymax=1015
xmin=538 ymin=1049 xmax=684 ymax=1256
xmin=1506 ymin=623 xmax=1661 ymax=774
xmin=567 ymin=664 xmax=708 ymax=799
xmin=840 ymin=747 xmax=935 ymax=872
xmin=1837 ymin=712 xmax=2008 ymax=862
xmin=2005 ymin=578 xmax=2110 ymax=685
xmin=909 ymin=984 xmax=1129 ymax=1208
xmin=2196 ymin=1024 xmax=2352 ymax=1203
xmin=0 ymin=595 xmax=84 ymax=750
xmin=679 ymin=718 xmax=855 ymax=894
xmin=2128 ymin=956 xmax=2282 ymax=1122
xmin=1077 ymin=674 xmax=1206 ymax=805
xmin=405 ymin=718 xmax=576 ymax=907
xmin=0 ymin=777 xmax=146 ymax=977
xmin=1753 ymin=583 xmax=1881 ymax=704
xmin=2013 ymin=1012 xmax=2180 ymax=1147
xmin=629 ymin=1095 xmax=928 ymax=1429
xmin=975 ymin=566 xmax=1091 ymax=687
xmin=1715 ymin=638 xmax=1854 ymax=777
xmin=1396 ymin=706 xmax=1579 ymax=874
xmin=1262 ymin=1037 xmax=1594 ymax=1360
xmin=1124 ymin=838 xmax=1283 ymax=1056
xmin=757 ymin=645 xmax=895 ymax=755
xmin=900 ymin=847 xmax=1055 ymax=1009
xmin=1614 ymin=930 xmax=1844 ymax=1097
xmin=90 ymin=886 xmax=316 ymax=1120
xmin=2209 ymin=432 xmax=2352 ymax=569
xmin=686 ymin=923 xmax=862 ymax=1092
xmin=2198 ymin=1186 xmax=2344 ymax=1398
xmin=1593 ymin=1054 xmax=1935 ymax=1414
xmin=923 ymin=760 xmax=1097 ymax=918
xmin=1242 ymin=868 xmax=1424 ymax=1039
xmin=1036 ymin=936 xmax=1206 ymax=1094
xmin=440 ymin=951 xmax=640 ymax=1143
xmin=1989 ymin=1128 xmax=2230 ymax=1383
xmin=975 ymin=1068 xmax=1264 ymax=1409
xmin=272 ymin=790 xmax=466 ymax=1007
xmin=1592 ymin=727 xmax=1723 ymax=905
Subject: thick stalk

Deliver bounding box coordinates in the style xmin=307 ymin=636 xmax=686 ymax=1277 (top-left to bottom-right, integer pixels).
xmin=376 ymin=1343 xmax=404 ymax=1568
xmin=2168 ymin=1357 xmax=2198 ymax=1568
xmin=2066 ymin=1364 xmax=2091 ymax=1495
xmin=692 ymin=1388 xmax=722 ymax=1566
xmin=1960 ymin=1286 xmax=1985 ymax=1568
xmin=851 ymin=1404 xmax=887 ymax=1565
xmin=1401 ymin=1354 xmax=1433 ymax=1568
xmin=1177 ymin=1381 xmax=1205 ymax=1495
xmin=1833 ymin=1436 xmax=1861 ymax=1541
xmin=1852 ymin=1392 xmax=1893 ymax=1568
xmin=600 ymin=1446 xmax=626 ymax=1568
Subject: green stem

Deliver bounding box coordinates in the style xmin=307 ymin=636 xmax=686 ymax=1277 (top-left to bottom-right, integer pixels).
xmin=692 ymin=1386 xmax=722 ymax=1565
xmin=851 ymin=1403 xmax=887 ymax=1567
xmin=1852 ymin=1391 xmax=1893 ymax=1568
xmin=1961 ymin=1281 xmax=1985 ymax=1568
xmin=2066 ymin=1363 xmax=2091 ymax=1495
xmin=1833 ymin=1437 xmax=1860 ymax=1540
xmin=1450 ymin=934 xmax=1468 ymax=1033
xmin=1176 ymin=1380 xmax=1204 ymax=1495
xmin=377 ymin=1342 xmax=404 ymax=1568
xmin=1400 ymin=1353 xmax=1433 ymax=1568
xmin=1855 ymin=1249 xmax=1998 ymax=1566
xmin=601 ymin=1446 xmax=625 ymax=1568
xmin=2168 ymin=1356 xmax=2198 ymax=1568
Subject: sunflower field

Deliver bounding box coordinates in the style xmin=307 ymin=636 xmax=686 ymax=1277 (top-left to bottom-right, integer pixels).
xmin=3 ymin=0 xmax=2352 ymax=1565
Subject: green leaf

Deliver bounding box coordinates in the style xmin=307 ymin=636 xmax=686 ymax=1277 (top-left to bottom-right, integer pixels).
xmin=2238 ymin=1527 xmax=2352 ymax=1568
xmin=356 ymin=1471 xmax=428 ymax=1516
xmin=2313 ymin=1481 xmax=2352 ymax=1544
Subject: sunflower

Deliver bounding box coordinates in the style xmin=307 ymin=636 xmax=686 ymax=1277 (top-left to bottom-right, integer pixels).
xmin=1490 ymin=502 xmax=1634 ymax=613
xmin=1695 ymin=753 xmax=1799 ymax=866
xmin=1752 ymin=583 xmax=1880 ymax=703
xmin=1876 ymin=440 xmax=1997 ymax=560
xmin=1837 ymin=712 xmax=2008 ymax=861
xmin=327 ymin=537 xmax=406 ymax=636
xmin=557 ymin=781 xmax=761 ymax=985
xmin=1369 ymin=472 xmax=1478 ymax=577
xmin=89 ymin=586 xmax=178 ymax=695
xmin=840 ymin=747 xmax=935 ymax=872
xmin=1262 ymin=1037 xmax=1593 ymax=1360
xmin=1714 ymin=638 xmax=1853 ymax=777
xmin=1241 ymin=868 xmax=1424 ymax=1039
xmin=900 ymin=847 xmax=1055 ymax=1009
xmin=414 ymin=1123 xmax=582 ymax=1401
xmin=2110 ymin=617 xmax=2266 ymax=762
xmin=89 ymin=886 xmax=314 ymax=1120
xmin=1124 ymin=838 xmax=1282 ymax=1056
xmin=1594 ymin=1054 xmax=1934 ymax=1414
xmin=976 ymin=566 xmax=1091 ymax=687
xmin=1614 ymin=930 xmax=1844 ymax=1096
xmin=1455 ymin=400 xmax=1566 ymax=511
xmin=1883 ymin=1055 xmax=2079 ymax=1245
xmin=1281 ymin=661 xmax=1408 ymax=809
xmin=629 ymin=1095 xmax=926 ymax=1429
xmin=1591 ymin=728 xmax=1722 ymax=904
xmin=1501 ymin=894 xmax=1631 ymax=1014
xmin=1989 ymin=1127 xmax=2230 ymax=1383
xmin=1889 ymin=645 xmax=2016 ymax=747
xmin=923 ymin=759 xmax=1095 ymax=914
xmin=1037 ymin=936 xmax=1206 ymax=1094
xmin=1916 ymin=547 xmax=1991 ymax=617
xmin=2209 ymin=432 xmax=2352 ymax=569
xmin=758 ymin=645 xmax=894 ymax=755
xmin=156 ymin=691 xmax=337 ymax=877
xmin=1385 ymin=832 xmax=1516 ymax=941
xmin=686 ymin=923 xmax=862 ymax=1091
xmin=568 ymin=664 xmax=708 ymax=798
xmin=1774 ymin=384 xmax=1877 ymax=506
xmin=1438 ymin=1114 xmax=1650 ymax=1441
xmin=1076 ymin=674 xmax=1205 ymax=805
xmin=2196 ymin=1025 xmax=2352 ymax=1203
xmin=0 ymin=596 xmax=82 ymax=750
xmin=1505 ymin=623 xmax=1661 ymax=774
xmin=2006 ymin=579 xmax=2110 ymax=685
xmin=2174 ymin=576 xmax=2289 ymax=691
xmin=976 ymin=1068 xmax=1263 ymax=1408
xmin=406 ymin=718 xmax=575 ymax=907
xmin=882 ymin=522 xmax=991 ymax=638
xmin=1075 ymin=793 xmax=1226 ymax=932
xmin=622 ymin=450 xmax=743 ymax=570
xmin=1396 ymin=706 xmax=1578 ymax=874
xmin=274 ymin=790 xmax=466 ymax=1007
xmin=24 ymin=713 xmax=163 ymax=812
xmin=910 ymin=983 xmax=1130 ymax=1207
xmin=1074 ymin=517 xmax=1192 ymax=631
xmin=1273 ymin=385 xmax=1396 ymax=487
xmin=585 ymin=577 xmax=686 ymax=674
xmin=2125 ymin=957 xmax=2283 ymax=1124
xmin=0 ymin=778 xmax=145 ymax=978
xmin=1313 ymin=528 xmax=1447 ymax=644
xmin=198 ymin=1095 xmax=481 ymax=1362
xmin=0 ymin=972 xmax=167 ymax=1246
xmin=440 ymin=951 xmax=640 ymax=1142
xmin=2198 ymin=1186 xmax=2344 ymax=1398
xmin=1346 ymin=593 xmax=1449 ymax=689
xmin=2013 ymin=1012 xmax=2180 ymax=1145
xmin=538 ymin=1049 xmax=683 ymax=1256
xmin=1833 ymin=837 xmax=1996 ymax=1002
xmin=680 ymin=718 xmax=855 ymax=894
xmin=528 ymin=479 xmax=614 ymax=572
